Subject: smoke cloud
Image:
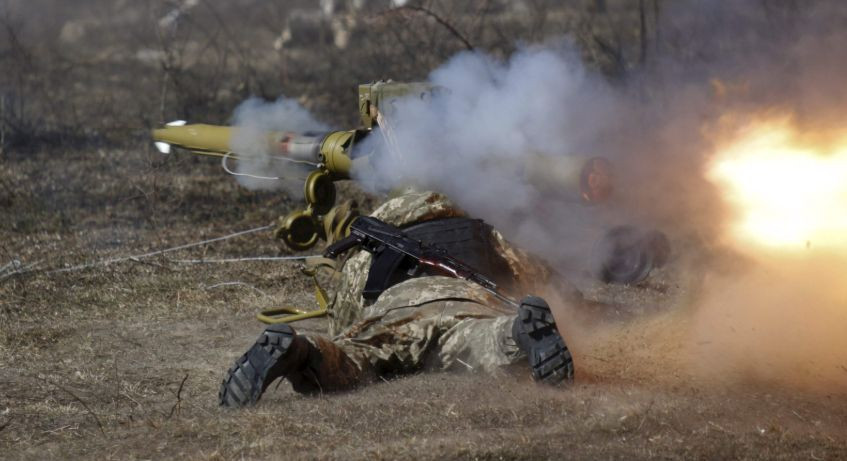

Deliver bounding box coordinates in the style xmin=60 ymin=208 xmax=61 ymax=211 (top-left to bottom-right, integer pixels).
xmin=362 ymin=3 xmax=847 ymax=394
xmin=229 ymin=2 xmax=847 ymax=394
xmin=358 ymin=44 xmax=625 ymax=272
xmin=230 ymin=96 xmax=330 ymax=194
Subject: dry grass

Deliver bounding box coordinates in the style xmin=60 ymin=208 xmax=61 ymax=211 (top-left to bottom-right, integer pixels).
xmin=2 ymin=1 xmax=847 ymax=459
xmin=2 ymin=138 xmax=846 ymax=460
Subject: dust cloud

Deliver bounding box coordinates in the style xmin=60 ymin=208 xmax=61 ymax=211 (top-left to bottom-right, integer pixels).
xmin=690 ymin=253 xmax=847 ymax=393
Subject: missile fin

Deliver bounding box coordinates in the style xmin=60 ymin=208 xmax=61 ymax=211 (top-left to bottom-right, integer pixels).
xmin=154 ymin=141 xmax=172 ymax=154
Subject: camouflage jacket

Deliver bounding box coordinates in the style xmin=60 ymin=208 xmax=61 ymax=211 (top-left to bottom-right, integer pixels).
xmin=315 ymin=190 xmax=579 ymax=336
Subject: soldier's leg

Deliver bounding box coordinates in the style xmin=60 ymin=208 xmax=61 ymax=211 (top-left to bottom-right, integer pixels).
xmin=219 ymin=324 xmax=366 ymax=408
xmin=427 ymin=296 xmax=574 ymax=385
xmin=334 ymin=296 xmax=573 ymax=385
xmin=218 ymin=278 xmax=468 ymax=407
xmin=220 ymin=284 xmax=573 ymax=407
xmin=331 ymin=298 xmax=523 ymax=374
xmin=332 ymin=301 xmax=460 ymax=376
xmin=436 ymin=315 xmax=523 ymax=373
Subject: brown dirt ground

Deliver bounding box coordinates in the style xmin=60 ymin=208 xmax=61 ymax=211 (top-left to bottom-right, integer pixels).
xmin=3 ymin=1 xmax=846 ymax=459
xmin=1 ymin=146 xmax=846 ymax=460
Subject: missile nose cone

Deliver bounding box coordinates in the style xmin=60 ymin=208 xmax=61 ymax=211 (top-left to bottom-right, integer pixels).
xmin=152 ymin=122 xmax=190 ymax=152
xmin=151 ymin=124 xmax=233 ymax=154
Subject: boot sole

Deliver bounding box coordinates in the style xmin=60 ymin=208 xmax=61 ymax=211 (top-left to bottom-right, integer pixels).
xmin=516 ymin=299 xmax=575 ymax=385
xmin=219 ymin=324 xmax=295 ymax=408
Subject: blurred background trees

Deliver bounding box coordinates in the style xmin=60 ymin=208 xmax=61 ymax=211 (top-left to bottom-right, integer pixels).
xmin=0 ymin=0 xmax=670 ymax=151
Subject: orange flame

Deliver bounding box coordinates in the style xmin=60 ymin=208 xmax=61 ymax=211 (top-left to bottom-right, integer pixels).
xmin=707 ymin=116 xmax=847 ymax=252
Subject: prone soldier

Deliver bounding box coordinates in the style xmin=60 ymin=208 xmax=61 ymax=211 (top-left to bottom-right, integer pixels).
xmin=219 ymin=190 xmax=579 ymax=406
xmin=151 ymin=81 xmax=664 ymax=405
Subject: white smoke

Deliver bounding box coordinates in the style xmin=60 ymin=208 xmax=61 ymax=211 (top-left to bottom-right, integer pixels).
xmin=351 ymin=13 xmax=847 ymax=393
xmin=358 ymin=43 xmax=634 ymax=272
xmin=223 ymin=2 xmax=847 ymax=394
xmin=229 ymin=96 xmax=330 ymax=194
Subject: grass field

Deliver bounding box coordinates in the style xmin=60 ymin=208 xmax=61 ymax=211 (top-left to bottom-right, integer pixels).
xmin=2 ymin=143 xmax=845 ymax=459
xmin=2 ymin=1 xmax=846 ymax=459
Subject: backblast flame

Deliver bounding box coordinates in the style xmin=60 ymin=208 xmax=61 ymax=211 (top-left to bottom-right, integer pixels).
xmin=707 ymin=118 xmax=847 ymax=252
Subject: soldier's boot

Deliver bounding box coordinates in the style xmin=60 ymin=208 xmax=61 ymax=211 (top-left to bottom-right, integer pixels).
xmin=512 ymin=296 xmax=575 ymax=385
xmin=219 ymin=324 xmax=363 ymax=408
xmin=289 ymin=335 xmax=363 ymax=394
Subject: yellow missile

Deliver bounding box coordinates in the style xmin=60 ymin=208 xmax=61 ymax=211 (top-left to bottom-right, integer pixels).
xmin=152 ymin=122 xmax=362 ymax=179
xmin=152 ymin=121 xmax=279 ymax=160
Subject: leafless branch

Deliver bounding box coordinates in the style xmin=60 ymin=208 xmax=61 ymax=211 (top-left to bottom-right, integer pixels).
xmin=168 ymin=374 xmax=189 ymax=419
xmin=388 ymin=5 xmax=475 ymax=52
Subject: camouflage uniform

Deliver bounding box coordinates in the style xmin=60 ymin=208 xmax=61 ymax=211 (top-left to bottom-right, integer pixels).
xmin=219 ymin=191 xmax=577 ymax=406
xmin=331 ymin=276 xmax=520 ymax=378
xmin=312 ymin=190 xmax=577 ymax=378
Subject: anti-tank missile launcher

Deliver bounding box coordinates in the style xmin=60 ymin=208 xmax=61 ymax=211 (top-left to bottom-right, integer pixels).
xmin=151 ymin=82 xmax=635 ymax=272
xmin=153 ymin=82 xmax=441 ymax=250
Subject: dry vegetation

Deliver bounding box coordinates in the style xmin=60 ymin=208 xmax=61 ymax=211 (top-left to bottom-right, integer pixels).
xmin=1 ymin=0 xmax=845 ymax=459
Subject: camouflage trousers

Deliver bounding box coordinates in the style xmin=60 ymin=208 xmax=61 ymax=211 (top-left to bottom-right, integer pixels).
xmin=306 ymin=276 xmax=526 ymax=383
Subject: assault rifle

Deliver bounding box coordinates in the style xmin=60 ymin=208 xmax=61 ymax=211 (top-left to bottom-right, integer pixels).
xmin=324 ymin=216 xmax=519 ymax=308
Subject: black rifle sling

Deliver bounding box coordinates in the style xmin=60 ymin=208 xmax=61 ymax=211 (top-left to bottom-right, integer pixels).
xmin=362 ymin=248 xmax=409 ymax=300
